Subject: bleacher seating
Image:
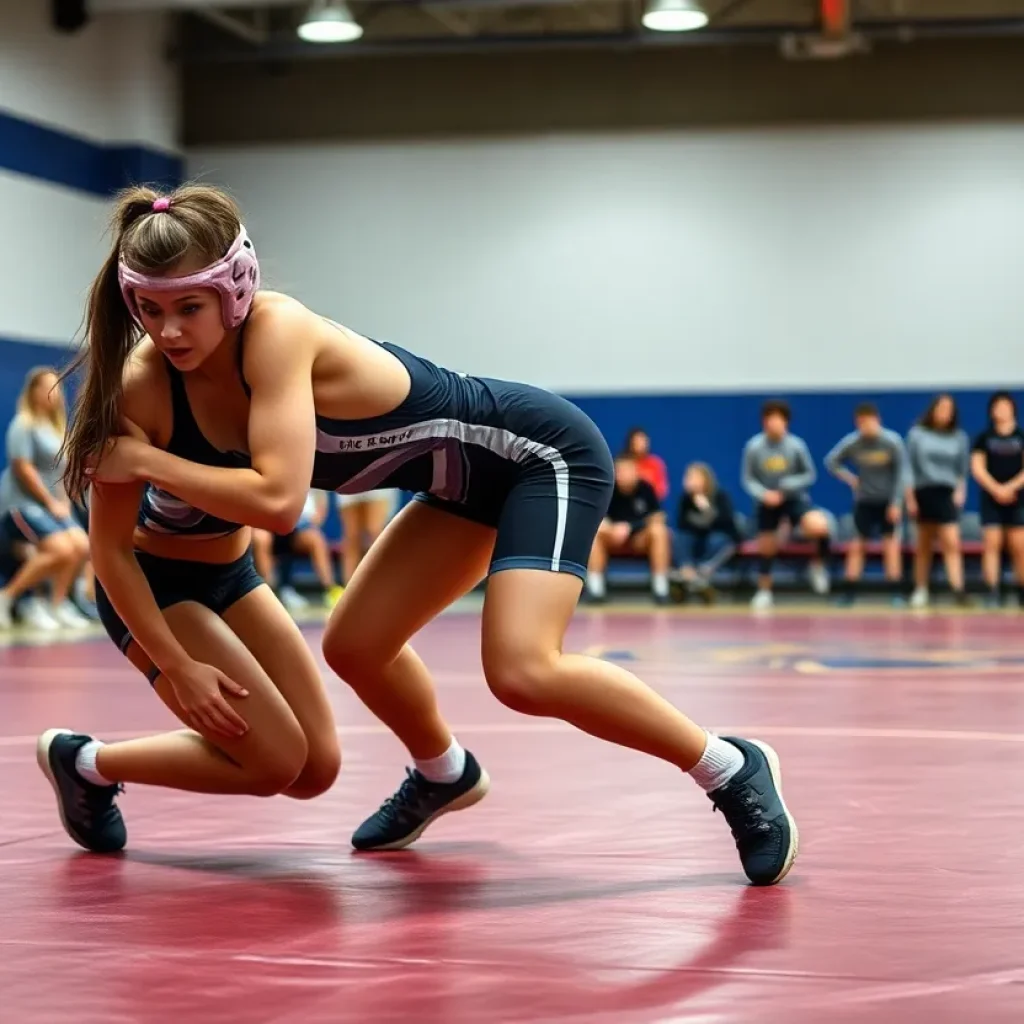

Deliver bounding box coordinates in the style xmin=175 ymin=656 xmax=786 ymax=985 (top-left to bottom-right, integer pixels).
xmin=604 ymin=504 xmax=1004 ymax=599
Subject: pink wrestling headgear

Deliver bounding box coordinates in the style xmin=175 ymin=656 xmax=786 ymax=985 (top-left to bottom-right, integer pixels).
xmin=118 ymin=225 xmax=260 ymax=330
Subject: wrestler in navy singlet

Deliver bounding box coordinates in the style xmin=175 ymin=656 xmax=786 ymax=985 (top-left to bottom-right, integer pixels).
xmin=306 ymin=337 xmax=615 ymax=581
xmin=137 ymin=346 xmax=250 ymax=540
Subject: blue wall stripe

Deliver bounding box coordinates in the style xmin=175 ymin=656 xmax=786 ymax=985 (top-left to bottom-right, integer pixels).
xmin=0 ymin=107 xmax=185 ymax=197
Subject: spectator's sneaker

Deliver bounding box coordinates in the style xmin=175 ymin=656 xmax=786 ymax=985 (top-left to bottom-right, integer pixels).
xmin=808 ymin=564 xmax=830 ymax=595
xmin=53 ymin=601 xmax=91 ymax=629
xmin=21 ymin=598 xmax=60 ymax=631
xmin=708 ymin=737 xmax=798 ymax=886
xmin=36 ymin=729 xmax=126 ymax=854
xmin=278 ymin=586 xmax=308 ymax=612
xmin=352 ymin=751 xmax=490 ymax=851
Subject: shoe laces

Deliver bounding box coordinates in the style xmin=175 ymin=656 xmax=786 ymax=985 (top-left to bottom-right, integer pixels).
xmin=73 ymin=781 xmax=124 ymax=827
xmin=375 ymin=769 xmax=431 ymax=825
xmin=710 ymin=782 xmax=772 ymax=843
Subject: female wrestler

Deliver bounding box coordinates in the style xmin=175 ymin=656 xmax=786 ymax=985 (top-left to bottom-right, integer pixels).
xmin=49 ymin=184 xmax=797 ymax=885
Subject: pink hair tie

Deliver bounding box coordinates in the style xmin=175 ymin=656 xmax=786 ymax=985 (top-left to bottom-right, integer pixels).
xmin=152 ymin=197 xmax=171 ymax=212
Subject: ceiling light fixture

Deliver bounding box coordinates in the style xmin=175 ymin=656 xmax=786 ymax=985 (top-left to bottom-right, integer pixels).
xmin=298 ymin=0 xmax=363 ymax=43
xmin=642 ymin=0 xmax=709 ymax=33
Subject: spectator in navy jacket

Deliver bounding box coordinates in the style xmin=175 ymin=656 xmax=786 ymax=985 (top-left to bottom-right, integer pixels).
xmin=675 ymin=462 xmax=740 ymax=600
xmin=586 ymin=454 xmax=671 ymax=604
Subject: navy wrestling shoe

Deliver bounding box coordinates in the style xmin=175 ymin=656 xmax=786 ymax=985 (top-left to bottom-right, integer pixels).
xmin=708 ymin=737 xmax=798 ymax=886
xmin=37 ymin=729 xmax=127 ymax=854
xmin=352 ymin=750 xmax=490 ymax=851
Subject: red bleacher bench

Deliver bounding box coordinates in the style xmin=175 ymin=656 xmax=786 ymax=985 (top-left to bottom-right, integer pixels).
xmin=737 ymin=539 xmax=984 ymax=558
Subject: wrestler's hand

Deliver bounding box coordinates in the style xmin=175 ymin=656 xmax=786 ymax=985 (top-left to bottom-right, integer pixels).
xmin=167 ymin=659 xmax=249 ymax=738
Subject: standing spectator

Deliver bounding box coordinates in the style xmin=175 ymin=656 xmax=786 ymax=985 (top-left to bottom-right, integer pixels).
xmin=586 ymin=454 xmax=671 ymax=604
xmin=252 ymin=490 xmax=341 ymax=611
xmin=674 ymin=462 xmax=740 ymax=602
xmin=906 ymin=394 xmax=970 ymax=608
xmin=741 ymin=399 xmax=831 ymax=610
xmin=623 ymin=427 xmax=669 ymax=501
xmin=0 ymin=367 xmax=91 ymax=629
xmin=825 ymin=402 xmax=908 ymax=605
xmin=970 ymin=391 xmax=1024 ymax=607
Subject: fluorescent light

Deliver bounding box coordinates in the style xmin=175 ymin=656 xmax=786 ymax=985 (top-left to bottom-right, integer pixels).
xmin=298 ymin=1 xmax=362 ymax=43
xmin=642 ymin=0 xmax=708 ymax=32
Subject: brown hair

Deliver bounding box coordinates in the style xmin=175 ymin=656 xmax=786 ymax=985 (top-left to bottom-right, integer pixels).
xmin=918 ymin=392 xmax=959 ymax=433
xmin=59 ymin=183 xmax=242 ymax=499
xmin=17 ymin=366 xmax=66 ymax=436
xmin=761 ymin=398 xmax=791 ymax=424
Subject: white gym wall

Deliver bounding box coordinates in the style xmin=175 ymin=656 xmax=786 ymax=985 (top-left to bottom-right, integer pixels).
xmin=190 ymin=124 xmax=1024 ymax=394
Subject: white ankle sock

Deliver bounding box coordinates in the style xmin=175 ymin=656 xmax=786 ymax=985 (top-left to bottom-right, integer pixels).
xmin=414 ymin=738 xmax=466 ymax=784
xmin=587 ymin=572 xmax=606 ymax=599
xmin=74 ymin=740 xmax=113 ymax=786
xmin=652 ymin=573 xmax=669 ymax=598
xmin=688 ymin=733 xmax=745 ymax=793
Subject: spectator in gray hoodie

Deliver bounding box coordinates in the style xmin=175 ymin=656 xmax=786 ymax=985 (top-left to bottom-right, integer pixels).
xmin=825 ymin=402 xmax=908 ymax=604
xmin=741 ymin=398 xmax=831 ymax=610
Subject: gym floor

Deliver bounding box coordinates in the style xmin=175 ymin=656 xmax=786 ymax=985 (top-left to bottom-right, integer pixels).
xmin=2 ymin=602 xmax=1021 ymax=1022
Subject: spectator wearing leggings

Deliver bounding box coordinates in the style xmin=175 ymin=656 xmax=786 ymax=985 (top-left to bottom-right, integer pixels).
xmin=825 ymin=402 xmax=908 ymax=605
xmin=741 ymin=399 xmax=831 ymax=610
xmin=905 ymin=393 xmax=970 ymax=608
xmin=970 ymin=391 xmax=1024 ymax=607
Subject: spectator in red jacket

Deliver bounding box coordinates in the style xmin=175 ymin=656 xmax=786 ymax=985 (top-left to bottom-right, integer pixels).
xmin=623 ymin=427 xmax=669 ymax=501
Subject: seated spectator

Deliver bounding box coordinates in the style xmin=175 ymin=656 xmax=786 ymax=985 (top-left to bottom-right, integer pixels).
xmin=338 ymin=489 xmax=399 ymax=586
xmin=741 ymin=399 xmax=831 ymax=610
xmin=587 ymin=454 xmax=671 ymax=604
xmin=252 ymin=490 xmax=341 ymax=611
xmin=66 ymin=493 xmax=99 ymax=618
xmin=825 ymin=402 xmax=908 ymax=605
xmin=0 ymin=367 xmax=91 ymax=630
xmin=906 ymin=393 xmax=970 ymax=608
xmin=970 ymin=391 xmax=1024 ymax=607
xmin=674 ymin=462 xmax=740 ymax=602
xmin=623 ymin=427 xmax=669 ymax=501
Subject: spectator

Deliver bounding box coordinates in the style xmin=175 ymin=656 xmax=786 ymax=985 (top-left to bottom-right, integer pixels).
xmin=741 ymin=399 xmax=831 ymax=610
xmin=252 ymin=490 xmax=341 ymax=611
xmin=586 ymin=454 xmax=671 ymax=604
xmin=825 ymin=402 xmax=908 ymax=605
xmin=906 ymin=393 xmax=970 ymax=608
xmin=0 ymin=366 xmax=91 ymax=630
xmin=674 ymin=462 xmax=740 ymax=602
xmin=970 ymin=391 xmax=1024 ymax=607
xmin=338 ymin=489 xmax=399 ymax=586
xmin=623 ymin=427 xmax=669 ymax=501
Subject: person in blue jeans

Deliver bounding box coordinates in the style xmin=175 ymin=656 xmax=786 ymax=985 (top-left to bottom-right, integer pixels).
xmin=674 ymin=462 xmax=740 ymax=602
